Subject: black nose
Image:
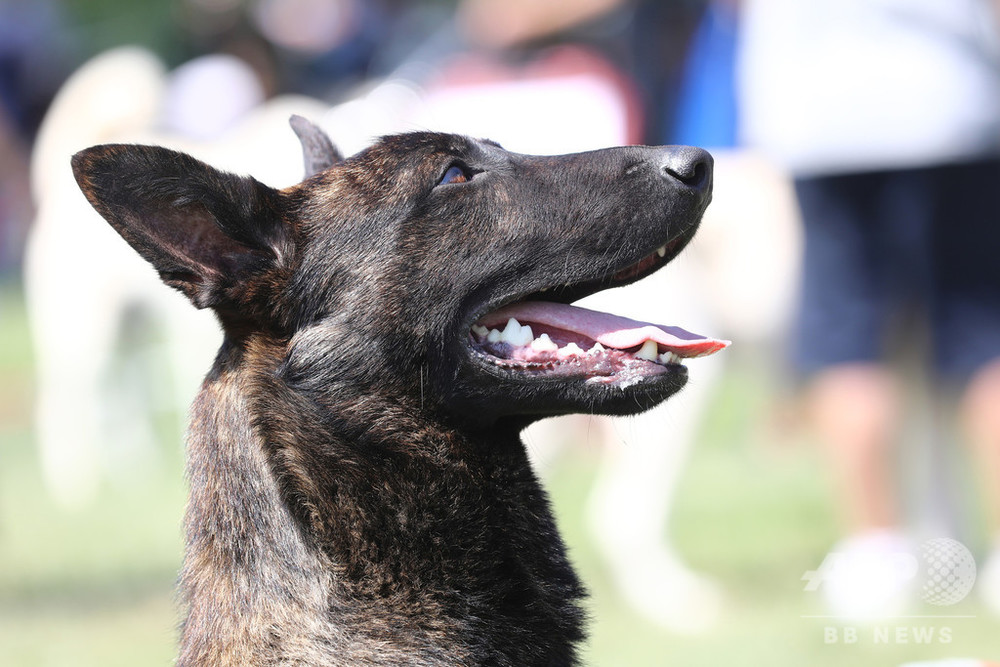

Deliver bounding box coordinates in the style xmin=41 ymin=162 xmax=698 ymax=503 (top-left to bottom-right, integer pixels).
xmin=661 ymin=146 xmax=713 ymax=189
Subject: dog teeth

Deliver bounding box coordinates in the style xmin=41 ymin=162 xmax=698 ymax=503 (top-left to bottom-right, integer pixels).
xmin=658 ymin=351 xmax=683 ymax=365
xmin=656 ymin=244 xmax=668 ymax=258
xmin=635 ymin=340 xmax=659 ymax=361
xmin=518 ymin=325 xmax=534 ymax=346
xmin=499 ymin=318 xmax=534 ymax=346
xmin=499 ymin=318 xmax=520 ymax=342
xmin=476 ymin=317 xmax=694 ymax=371
xmin=530 ymin=333 xmax=558 ymax=352
xmin=476 ymin=323 xmax=692 ymax=368
xmin=478 ymin=318 xmax=621 ymax=360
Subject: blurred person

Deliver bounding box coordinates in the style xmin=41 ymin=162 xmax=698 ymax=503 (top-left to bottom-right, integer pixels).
xmin=249 ymin=0 xmax=409 ymax=100
xmin=0 ymin=0 xmax=72 ymax=273
xmin=456 ymin=0 xmax=630 ymax=51
xmin=738 ymin=0 xmax=1000 ymax=618
xmin=0 ymin=101 xmax=31 ymax=275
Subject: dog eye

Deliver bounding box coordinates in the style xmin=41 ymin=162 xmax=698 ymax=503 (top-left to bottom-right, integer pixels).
xmin=438 ymin=164 xmax=472 ymax=186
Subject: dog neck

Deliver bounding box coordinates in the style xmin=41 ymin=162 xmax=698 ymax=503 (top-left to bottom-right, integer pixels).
xmin=177 ymin=336 xmax=586 ymax=665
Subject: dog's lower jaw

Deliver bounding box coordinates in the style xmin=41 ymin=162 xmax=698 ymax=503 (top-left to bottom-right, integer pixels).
xmin=177 ymin=341 xmax=586 ymax=666
xmin=440 ymin=350 xmax=689 ymax=427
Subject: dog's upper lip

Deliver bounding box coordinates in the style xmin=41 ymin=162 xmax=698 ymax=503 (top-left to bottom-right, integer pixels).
xmin=465 ymin=233 xmax=730 ymax=369
xmin=516 ymin=229 xmax=698 ymax=313
xmin=459 ymin=207 xmax=729 ymax=381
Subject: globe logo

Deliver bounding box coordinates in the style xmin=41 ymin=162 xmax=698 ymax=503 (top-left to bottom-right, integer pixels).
xmin=918 ymin=538 xmax=977 ymax=606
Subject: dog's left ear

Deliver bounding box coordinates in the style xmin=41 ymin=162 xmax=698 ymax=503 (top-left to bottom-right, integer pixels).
xmin=72 ymin=144 xmax=291 ymax=313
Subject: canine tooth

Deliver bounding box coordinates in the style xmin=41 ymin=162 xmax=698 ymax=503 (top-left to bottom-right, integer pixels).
xmin=560 ymin=342 xmax=584 ymax=356
xmin=588 ymin=342 xmax=605 ymax=354
xmin=635 ymin=340 xmax=659 ymax=361
xmin=471 ymin=324 xmax=489 ymax=338
xmin=530 ymin=333 xmax=558 ymax=352
xmin=487 ymin=328 xmax=502 ymax=343
xmin=656 ymin=244 xmax=668 ymax=258
xmin=659 ymin=351 xmax=683 ymax=365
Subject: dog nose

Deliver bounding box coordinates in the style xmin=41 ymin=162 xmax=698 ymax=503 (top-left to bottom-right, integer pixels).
xmin=660 ymin=146 xmax=713 ymax=189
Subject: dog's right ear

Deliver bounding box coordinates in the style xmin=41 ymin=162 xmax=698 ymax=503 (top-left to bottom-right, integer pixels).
xmin=71 ymin=144 xmax=291 ymax=313
xmin=290 ymin=115 xmax=342 ymax=178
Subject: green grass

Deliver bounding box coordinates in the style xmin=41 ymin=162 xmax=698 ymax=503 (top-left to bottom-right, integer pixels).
xmin=0 ymin=282 xmax=184 ymax=666
xmin=1 ymin=280 xmax=997 ymax=665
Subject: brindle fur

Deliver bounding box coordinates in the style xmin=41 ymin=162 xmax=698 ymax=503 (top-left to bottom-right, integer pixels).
xmin=71 ymin=125 xmax=712 ymax=665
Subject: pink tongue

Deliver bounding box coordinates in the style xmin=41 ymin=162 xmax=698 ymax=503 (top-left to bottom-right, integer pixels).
xmin=478 ymin=301 xmax=730 ymax=357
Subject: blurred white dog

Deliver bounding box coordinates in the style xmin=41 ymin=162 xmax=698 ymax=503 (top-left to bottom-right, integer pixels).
xmin=25 ymin=47 xmax=328 ymax=507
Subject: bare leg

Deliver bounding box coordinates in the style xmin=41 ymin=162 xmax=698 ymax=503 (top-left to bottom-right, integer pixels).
xmin=961 ymin=358 xmax=1000 ymax=614
xmin=807 ymin=363 xmax=901 ymax=532
xmin=961 ymin=358 xmax=1000 ymax=533
xmin=806 ymin=363 xmax=914 ymax=619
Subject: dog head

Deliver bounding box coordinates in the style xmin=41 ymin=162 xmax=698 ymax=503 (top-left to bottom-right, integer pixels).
xmin=72 ymin=119 xmax=725 ymax=429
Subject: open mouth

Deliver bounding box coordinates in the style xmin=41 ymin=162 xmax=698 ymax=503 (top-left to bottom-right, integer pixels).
xmin=467 ymin=241 xmax=730 ymax=387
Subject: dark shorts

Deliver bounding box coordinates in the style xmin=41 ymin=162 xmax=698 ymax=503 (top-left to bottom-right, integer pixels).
xmin=792 ymin=158 xmax=1000 ymax=385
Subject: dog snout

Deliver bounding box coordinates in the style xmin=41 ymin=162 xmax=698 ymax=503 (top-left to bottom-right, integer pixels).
xmin=659 ymin=146 xmax=713 ymax=190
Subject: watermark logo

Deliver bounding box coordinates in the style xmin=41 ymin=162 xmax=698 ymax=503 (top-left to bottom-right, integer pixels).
xmin=802 ymin=537 xmax=977 ymax=609
xmin=802 ymin=537 xmax=978 ymax=644
xmin=919 ymin=538 xmax=977 ymax=606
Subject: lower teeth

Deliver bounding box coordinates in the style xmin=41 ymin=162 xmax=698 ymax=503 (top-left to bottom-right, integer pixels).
xmin=472 ymin=320 xmax=683 ymax=367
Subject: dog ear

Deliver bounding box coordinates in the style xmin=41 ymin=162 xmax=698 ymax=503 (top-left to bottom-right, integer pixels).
xmin=71 ymin=143 xmax=291 ymax=311
xmin=290 ymin=114 xmax=342 ymax=177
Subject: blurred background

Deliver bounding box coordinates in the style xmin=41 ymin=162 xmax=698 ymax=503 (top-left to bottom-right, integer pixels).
xmin=2 ymin=0 xmax=1000 ymax=664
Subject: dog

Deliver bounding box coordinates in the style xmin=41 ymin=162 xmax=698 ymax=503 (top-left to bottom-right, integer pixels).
xmin=71 ymin=117 xmax=726 ymax=664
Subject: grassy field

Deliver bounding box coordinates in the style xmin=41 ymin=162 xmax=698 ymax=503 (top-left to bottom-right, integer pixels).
xmin=1 ymin=280 xmax=997 ymax=666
